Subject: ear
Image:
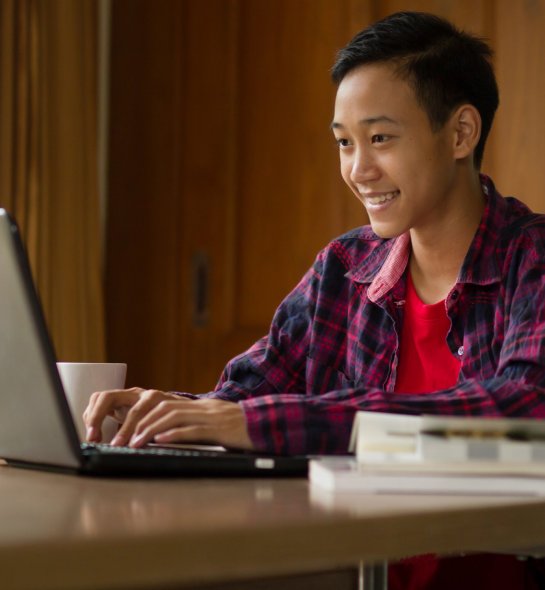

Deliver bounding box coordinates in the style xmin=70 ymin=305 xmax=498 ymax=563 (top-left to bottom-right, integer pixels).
xmin=451 ymin=104 xmax=481 ymax=161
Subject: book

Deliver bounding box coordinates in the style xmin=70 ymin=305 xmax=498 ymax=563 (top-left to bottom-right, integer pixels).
xmin=349 ymin=412 xmax=545 ymax=466
xmin=310 ymin=412 xmax=545 ymax=496
xmin=309 ymin=457 xmax=545 ymax=496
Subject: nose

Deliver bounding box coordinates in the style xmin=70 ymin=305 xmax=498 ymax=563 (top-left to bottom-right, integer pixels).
xmin=348 ymin=146 xmax=380 ymax=184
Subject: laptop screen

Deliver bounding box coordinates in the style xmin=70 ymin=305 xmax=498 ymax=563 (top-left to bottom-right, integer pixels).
xmin=0 ymin=210 xmax=82 ymax=469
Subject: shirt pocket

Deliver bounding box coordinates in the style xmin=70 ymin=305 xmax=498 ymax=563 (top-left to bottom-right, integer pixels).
xmin=305 ymin=355 xmax=354 ymax=394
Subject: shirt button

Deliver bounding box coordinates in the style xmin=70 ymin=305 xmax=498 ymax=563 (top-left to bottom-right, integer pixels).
xmin=457 ymin=346 xmax=464 ymax=357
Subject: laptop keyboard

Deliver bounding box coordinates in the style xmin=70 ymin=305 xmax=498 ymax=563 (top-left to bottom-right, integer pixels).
xmin=81 ymin=443 xmax=226 ymax=458
xmin=77 ymin=443 xmax=307 ymax=476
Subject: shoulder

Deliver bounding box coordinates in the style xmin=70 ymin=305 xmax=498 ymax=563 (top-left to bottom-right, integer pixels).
xmin=490 ymin=198 xmax=545 ymax=284
xmin=501 ymin=196 xmax=545 ymax=249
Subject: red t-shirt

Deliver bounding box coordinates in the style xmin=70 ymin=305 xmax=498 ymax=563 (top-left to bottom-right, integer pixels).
xmin=394 ymin=272 xmax=460 ymax=394
xmin=389 ymin=273 xmax=536 ymax=590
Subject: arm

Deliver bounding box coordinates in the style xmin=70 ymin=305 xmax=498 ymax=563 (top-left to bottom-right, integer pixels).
xmin=240 ymin=377 xmax=545 ymax=456
xmin=237 ymin=229 xmax=545 ymax=455
xmin=208 ymin=251 xmax=328 ymax=402
xmin=87 ymin=225 xmax=545 ymax=454
xmin=84 ymin=251 xmax=325 ymax=448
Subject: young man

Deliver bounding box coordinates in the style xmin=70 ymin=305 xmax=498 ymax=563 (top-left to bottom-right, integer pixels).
xmin=86 ymin=11 xmax=545 ymax=589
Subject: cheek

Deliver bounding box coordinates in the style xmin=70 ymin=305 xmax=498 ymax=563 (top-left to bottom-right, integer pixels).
xmin=340 ymin=166 xmax=361 ymax=202
xmin=339 ymin=156 xmax=353 ymax=188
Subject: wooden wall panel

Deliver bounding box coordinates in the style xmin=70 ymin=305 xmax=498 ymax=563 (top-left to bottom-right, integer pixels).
xmin=491 ymin=0 xmax=545 ymax=212
xmin=106 ymin=0 xmax=374 ymax=392
xmin=175 ymin=0 xmax=240 ymax=390
xmin=372 ymin=0 xmax=493 ymax=31
xmin=106 ymin=0 xmax=184 ymax=389
xmin=181 ymin=0 xmax=374 ymax=390
xmin=235 ymin=0 xmax=366 ymax=327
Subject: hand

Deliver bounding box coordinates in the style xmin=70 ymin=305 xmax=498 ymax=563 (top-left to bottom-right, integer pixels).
xmin=83 ymin=387 xmax=178 ymax=444
xmin=83 ymin=388 xmax=254 ymax=451
xmin=128 ymin=397 xmax=254 ymax=450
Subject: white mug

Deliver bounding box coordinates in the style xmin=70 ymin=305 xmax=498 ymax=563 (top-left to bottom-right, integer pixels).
xmin=56 ymin=362 xmax=127 ymax=443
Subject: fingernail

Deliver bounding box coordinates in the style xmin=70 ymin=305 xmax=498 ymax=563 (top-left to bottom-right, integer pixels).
xmin=129 ymin=434 xmax=144 ymax=447
xmin=111 ymin=434 xmax=124 ymax=447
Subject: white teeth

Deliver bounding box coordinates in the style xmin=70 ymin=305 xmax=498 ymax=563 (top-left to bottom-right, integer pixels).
xmin=365 ymin=191 xmax=399 ymax=205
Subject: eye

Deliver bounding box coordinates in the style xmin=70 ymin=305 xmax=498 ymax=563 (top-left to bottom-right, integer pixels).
xmin=334 ymin=137 xmax=352 ymax=149
xmin=371 ymin=134 xmax=390 ymax=144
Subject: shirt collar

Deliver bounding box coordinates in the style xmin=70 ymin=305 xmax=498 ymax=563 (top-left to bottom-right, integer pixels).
xmin=456 ymin=175 xmax=504 ymax=286
xmin=346 ymin=175 xmax=506 ymax=302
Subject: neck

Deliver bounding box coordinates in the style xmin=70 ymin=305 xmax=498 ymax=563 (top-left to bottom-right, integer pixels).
xmin=409 ymin=170 xmax=484 ymax=304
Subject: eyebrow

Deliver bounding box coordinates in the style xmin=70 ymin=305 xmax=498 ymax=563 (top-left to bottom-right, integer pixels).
xmin=330 ymin=116 xmax=401 ymax=130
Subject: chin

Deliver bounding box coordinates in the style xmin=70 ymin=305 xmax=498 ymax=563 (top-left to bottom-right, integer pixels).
xmin=368 ymin=222 xmax=403 ymax=240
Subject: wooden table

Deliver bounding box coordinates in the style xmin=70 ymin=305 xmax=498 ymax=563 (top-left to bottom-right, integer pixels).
xmin=2 ymin=463 xmax=545 ymax=590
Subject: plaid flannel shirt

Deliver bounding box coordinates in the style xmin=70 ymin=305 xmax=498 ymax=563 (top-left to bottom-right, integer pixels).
xmin=210 ymin=176 xmax=545 ymax=454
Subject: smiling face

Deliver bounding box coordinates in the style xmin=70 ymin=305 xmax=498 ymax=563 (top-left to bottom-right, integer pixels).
xmin=332 ymin=63 xmax=467 ymax=239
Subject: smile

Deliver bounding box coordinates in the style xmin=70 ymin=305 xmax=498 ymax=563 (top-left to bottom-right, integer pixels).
xmin=361 ymin=190 xmax=400 ymax=206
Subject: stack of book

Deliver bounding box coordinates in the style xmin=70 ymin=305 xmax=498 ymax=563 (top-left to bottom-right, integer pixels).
xmin=309 ymin=412 xmax=545 ymax=495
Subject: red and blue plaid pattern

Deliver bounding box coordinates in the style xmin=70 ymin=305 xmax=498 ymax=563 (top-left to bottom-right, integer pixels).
xmin=212 ymin=176 xmax=545 ymax=454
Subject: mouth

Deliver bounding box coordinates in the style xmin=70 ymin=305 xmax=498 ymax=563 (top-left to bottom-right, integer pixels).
xmin=359 ymin=190 xmax=400 ymax=208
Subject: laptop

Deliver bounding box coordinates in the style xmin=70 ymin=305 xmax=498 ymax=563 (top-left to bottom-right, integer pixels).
xmin=0 ymin=209 xmax=308 ymax=477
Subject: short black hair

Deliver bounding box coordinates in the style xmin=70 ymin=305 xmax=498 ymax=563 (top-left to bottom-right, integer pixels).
xmin=331 ymin=11 xmax=499 ymax=169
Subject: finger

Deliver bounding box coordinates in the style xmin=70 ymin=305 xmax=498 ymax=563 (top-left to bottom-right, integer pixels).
xmin=154 ymin=423 xmax=253 ymax=451
xmin=111 ymin=390 xmax=174 ymax=446
xmin=111 ymin=405 xmax=131 ymax=424
xmin=84 ymin=388 xmax=142 ymax=442
xmin=131 ymin=399 xmax=191 ymax=435
xmin=129 ymin=402 xmax=200 ymax=448
xmin=155 ymin=425 xmax=218 ymax=445
xmin=130 ymin=400 xmax=254 ymax=450
xmin=82 ymin=391 xmax=101 ymax=431
xmin=84 ymin=388 xmax=141 ymax=428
